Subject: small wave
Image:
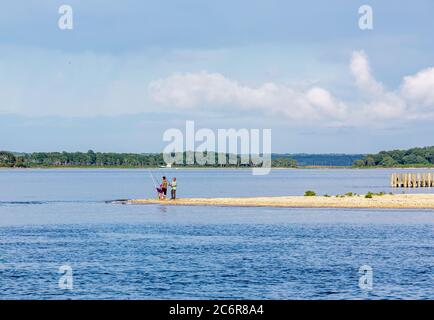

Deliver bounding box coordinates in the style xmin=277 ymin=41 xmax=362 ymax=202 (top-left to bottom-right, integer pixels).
xmin=107 ymin=199 xmax=130 ymax=204
xmin=0 ymin=201 xmax=46 ymax=205
xmin=0 ymin=200 xmax=105 ymax=206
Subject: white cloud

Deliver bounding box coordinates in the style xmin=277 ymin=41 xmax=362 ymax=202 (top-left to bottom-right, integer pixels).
xmin=401 ymin=67 xmax=434 ymax=106
xmin=149 ymin=72 xmax=348 ymax=123
xmin=349 ymin=50 xmax=384 ymax=96
xmin=348 ymin=51 xmax=407 ymax=122
xmin=149 ymin=50 xmax=434 ymax=126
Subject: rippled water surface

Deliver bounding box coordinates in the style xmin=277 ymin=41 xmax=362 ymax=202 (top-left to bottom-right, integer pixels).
xmin=0 ymin=169 xmax=433 ymax=299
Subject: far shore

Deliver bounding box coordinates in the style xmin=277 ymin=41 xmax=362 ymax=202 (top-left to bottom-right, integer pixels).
xmin=3 ymin=166 xmax=434 ymax=170
xmin=127 ymin=194 xmax=434 ymax=209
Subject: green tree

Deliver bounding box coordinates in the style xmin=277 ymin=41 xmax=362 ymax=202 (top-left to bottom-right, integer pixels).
xmin=0 ymin=151 xmax=16 ymax=167
xmin=379 ymin=155 xmax=397 ymax=167
xmin=272 ymin=157 xmax=297 ymax=167
xmin=87 ymin=150 xmax=96 ymax=165
xmin=353 ymin=159 xmax=365 ymax=167
xmin=365 ymin=155 xmax=376 ymax=166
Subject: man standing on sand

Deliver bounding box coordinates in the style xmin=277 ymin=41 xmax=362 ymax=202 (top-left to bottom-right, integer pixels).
xmin=170 ymin=177 xmax=177 ymax=200
xmin=161 ymin=176 xmax=168 ymax=199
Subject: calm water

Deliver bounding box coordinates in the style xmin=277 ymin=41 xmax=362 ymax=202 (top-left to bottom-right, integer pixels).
xmin=0 ymin=168 xmax=433 ymax=299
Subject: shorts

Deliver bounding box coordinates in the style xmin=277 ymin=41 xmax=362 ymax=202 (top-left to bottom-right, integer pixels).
xmin=162 ymin=188 xmax=167 ymax=195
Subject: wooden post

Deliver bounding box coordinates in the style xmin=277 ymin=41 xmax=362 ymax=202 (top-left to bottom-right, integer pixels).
xmin=390 ymin=172 xmax=434 ymax=188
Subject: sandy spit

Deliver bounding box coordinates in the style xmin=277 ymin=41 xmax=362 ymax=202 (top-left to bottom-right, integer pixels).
xmin=128 ymin=194 xmax=434 ymax=209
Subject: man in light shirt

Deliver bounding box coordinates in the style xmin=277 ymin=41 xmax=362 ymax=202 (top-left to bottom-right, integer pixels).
xmin=170 ymin=178 xmax=177 ymax=200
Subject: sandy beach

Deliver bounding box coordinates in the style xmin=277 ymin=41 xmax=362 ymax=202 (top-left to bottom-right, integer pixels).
xmin=128 ymin=194 xmax=434 ymax=209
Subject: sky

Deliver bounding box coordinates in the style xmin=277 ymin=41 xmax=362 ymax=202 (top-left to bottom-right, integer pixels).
xmin=1 ymin=0 xmax=434 ymax=153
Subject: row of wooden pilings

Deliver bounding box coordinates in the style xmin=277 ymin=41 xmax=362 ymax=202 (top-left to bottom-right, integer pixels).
xmin=391 ymin=172 xmax=434 ymax=188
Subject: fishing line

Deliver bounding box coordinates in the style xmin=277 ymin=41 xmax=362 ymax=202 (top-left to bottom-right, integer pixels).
xmin=148 ymin=168 xmax=158 ymax=188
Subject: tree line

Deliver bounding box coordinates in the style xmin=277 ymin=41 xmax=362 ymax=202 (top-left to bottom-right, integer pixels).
xmin=0 ymin=150 xmax=297 ymax=168
xmin=354 ymin=146 xmax=434 ymax=167
xmin=276 ymin=153 xmax=364 ymax=167
xmin=8 ymin=147 xmax=434 ymax=168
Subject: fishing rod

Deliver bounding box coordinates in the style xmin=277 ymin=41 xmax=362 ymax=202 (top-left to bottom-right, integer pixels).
xmin=110 ymin=169 xmax=158 ymax=204
xmin=147 ymin=168 xmax=158 ymax=188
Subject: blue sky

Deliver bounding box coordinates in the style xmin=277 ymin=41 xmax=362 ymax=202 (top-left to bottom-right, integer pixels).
xmin=1 ymin=0 xmax=434 ymax=153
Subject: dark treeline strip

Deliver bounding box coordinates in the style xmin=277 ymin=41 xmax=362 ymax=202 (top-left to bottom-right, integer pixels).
xmin=273 ymin=153 xmax=364 ymax=167
xmin=0 ymin=150 xmax=297 ymax=168
xmin=354 ymin=146 xmax=434 ymax=167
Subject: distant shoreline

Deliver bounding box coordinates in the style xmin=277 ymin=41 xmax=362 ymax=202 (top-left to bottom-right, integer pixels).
xmin=3 ymin=165 xmax=434 ymax=170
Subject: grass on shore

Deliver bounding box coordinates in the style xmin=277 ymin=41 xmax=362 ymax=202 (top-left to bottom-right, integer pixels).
xmin=303 ymin=190 xmax=393 ymax=198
